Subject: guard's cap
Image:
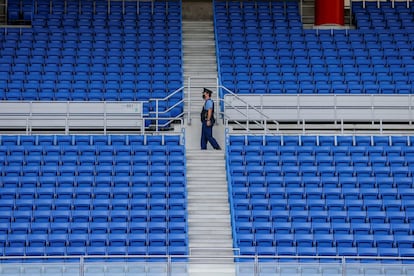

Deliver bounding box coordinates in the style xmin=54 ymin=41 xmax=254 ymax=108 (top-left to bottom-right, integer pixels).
xmin=203 ymin=88 xmax=213 ymax=95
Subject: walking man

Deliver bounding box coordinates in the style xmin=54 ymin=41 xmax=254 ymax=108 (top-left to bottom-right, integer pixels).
xmin=200 ymin=88 xmax=221 ymax=150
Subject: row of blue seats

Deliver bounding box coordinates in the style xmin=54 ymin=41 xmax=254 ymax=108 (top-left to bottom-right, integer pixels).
xmin=0 ymin=209 xmax=187 ymax=222
xmin=216 ymin=28 xmax=414 ymax=45
xmin=1 ymin=157 xmax=185 ymax=167
xmin=228 ymin=135 xmax=412 ymax=146
xmin=1 ymin=212 xmax=168 ymax=227
xmin=0 ymin=92 xmax=182 ymax=103
xmin=233 ymin=206 xmax=414 ymax=223
xmin=232 ymin=151 xmax=412 ymax=160
xmin=229 ymin=165 xmax=414 ymax=179
xmin=232 ymin=183 xmax=414 ymax=199
xmin=215 ymin=1 xmax=299 ymax=16
xmin=0 ymin=183 xmax=187 ymax=197
xmin=0 ymin=245 xmax=188 ymax=257
xmin=0 ymin=135 xmax=182 ymax=146
xmin=0 ymin=165 xmax=184 ymax=178
xmin=0 ymin=29 xmax=181 ymax=43
xmin=228 ymin=145 xmax=414 ymax=157
xmin=222 ymin=84 xmax=412 ymax=96
xmin=231 ymin=174 xmax=412 ymax=188
xmin=10 ymin=0 xmax=180 ymax=18
xmin=230 ymin=159 xmax=414 ymax=169
xmin=0 ymin=149 xmax=184 ymax=159
xmin=238 ymin=232 xmax=414 ymax=248
xmin=1 ymin=221 xmax=187 ymax=235
xmin=0 ymin=175 xmax=186 ymax=188
xmin=0 ymin=146 xmax=184 ymax=156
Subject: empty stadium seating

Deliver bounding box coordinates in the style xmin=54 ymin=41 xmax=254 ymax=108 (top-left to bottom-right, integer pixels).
xmin=1 ymin=0 xmax=184 ymax=121
xmin=0 ymin=134 xmax=188 ymax=259
xmin=215 ymin=1 xmax=414 ymax=95
xmin=228 ymin=135 xmax=414 ymax=261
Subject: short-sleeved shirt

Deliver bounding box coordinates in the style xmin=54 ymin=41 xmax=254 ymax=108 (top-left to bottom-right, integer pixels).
xmin=204 ymin=99 xmax=213 ymax=110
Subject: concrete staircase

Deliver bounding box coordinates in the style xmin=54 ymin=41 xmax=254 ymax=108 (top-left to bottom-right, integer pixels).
xmin=182 ymin=20 xmax=221 ymax=132
xmin=181 ymin=5 xmax=235 ymax=275
xmin=186 ymin=150 xmax=235 ymax=275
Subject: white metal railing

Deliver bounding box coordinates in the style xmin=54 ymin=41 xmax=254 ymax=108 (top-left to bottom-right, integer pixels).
xmin=149 ymin=86 xmax=185 ymax=132
xmin=223 ymin=93 xmax=414 ymax=134
xmin=220 ymin=86 xmax=280 ymax=134
xmin=0 ymin=101 xmax=144 ymax=134
xmin=0 ymin=254 xmax=414 ymax=276
xmin=0 ymin=93 xmax=187 ymax=135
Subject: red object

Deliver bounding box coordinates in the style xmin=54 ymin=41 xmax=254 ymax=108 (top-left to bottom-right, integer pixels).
xmin=315 ymin=0 xmax=344 ymax=26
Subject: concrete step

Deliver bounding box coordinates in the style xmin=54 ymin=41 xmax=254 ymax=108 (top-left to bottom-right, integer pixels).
xmin=188 ymin=198 xmax=229 ymax=203
xmin=187 ymin=186 xmax=228 ymax=191
xmin=188 ymin=262 xmax=235 ymax=272
xmin=188 ymin=206 xmax=230 ymax=212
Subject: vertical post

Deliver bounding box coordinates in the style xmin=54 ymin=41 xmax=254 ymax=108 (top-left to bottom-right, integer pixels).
xmin=167 ymin=255 xmax=171 ymax=276
xmin=254 ymin=255 xmax=258 ymax=276
xmin=5 ymin=0 xmax=8 ymax=24
xmin=187 ymin=76 xmax=192 ymax=125
xmin=155 ymin=99 xmax=159 ymax=132
xmin=103 ymin=102 xmax=107 ymax=135
xmin=215 ymin=77 xmax=220 ymax=125
xmin=65 ymin=102 xmax=69 ymax=135
xmin=151 ymin=0 xmax=153 ymax=15
xmin=80 ymin=256 xmax=85 ymax=276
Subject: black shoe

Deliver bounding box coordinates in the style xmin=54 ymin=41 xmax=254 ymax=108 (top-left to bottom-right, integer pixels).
xmin=215 ymin=146 xmax=222 ymax=150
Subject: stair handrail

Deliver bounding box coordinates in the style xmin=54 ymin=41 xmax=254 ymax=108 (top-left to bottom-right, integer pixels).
xmin=148 ymin=86 xmax=185 ymax=131
xmin=219 ymin=85 xmax=280 ymax=134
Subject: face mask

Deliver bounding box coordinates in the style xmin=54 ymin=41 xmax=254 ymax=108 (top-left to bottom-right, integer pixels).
xmin=202 ymin=94 xmax=206 ymax=99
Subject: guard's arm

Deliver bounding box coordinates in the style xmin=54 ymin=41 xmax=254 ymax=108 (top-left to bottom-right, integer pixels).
xmin=206 ymin=108 xmax=213 ymax=126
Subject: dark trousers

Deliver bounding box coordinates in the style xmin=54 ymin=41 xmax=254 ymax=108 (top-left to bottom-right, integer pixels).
xmin=200 ymin=121 xmax=220 ymax=150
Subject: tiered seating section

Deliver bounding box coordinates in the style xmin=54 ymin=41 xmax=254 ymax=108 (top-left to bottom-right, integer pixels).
xmin=227 ymin=135 xmax=414 ymax=260
xmin=215 ymin=0 xmax=414 ymax=94
xmin=1 ymin=0 xmax=183 ymax=115
xmin=0 ymin=135 xmax=188 ymax=258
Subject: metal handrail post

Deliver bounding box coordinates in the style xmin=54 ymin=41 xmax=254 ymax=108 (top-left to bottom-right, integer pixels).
xmin=187 ymin=76 xmax=192 ymax=125
xmin=80 ymin=256 xmax=85 ymax=276
xmin=216 ymin=77 xmax=220 ymax=124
